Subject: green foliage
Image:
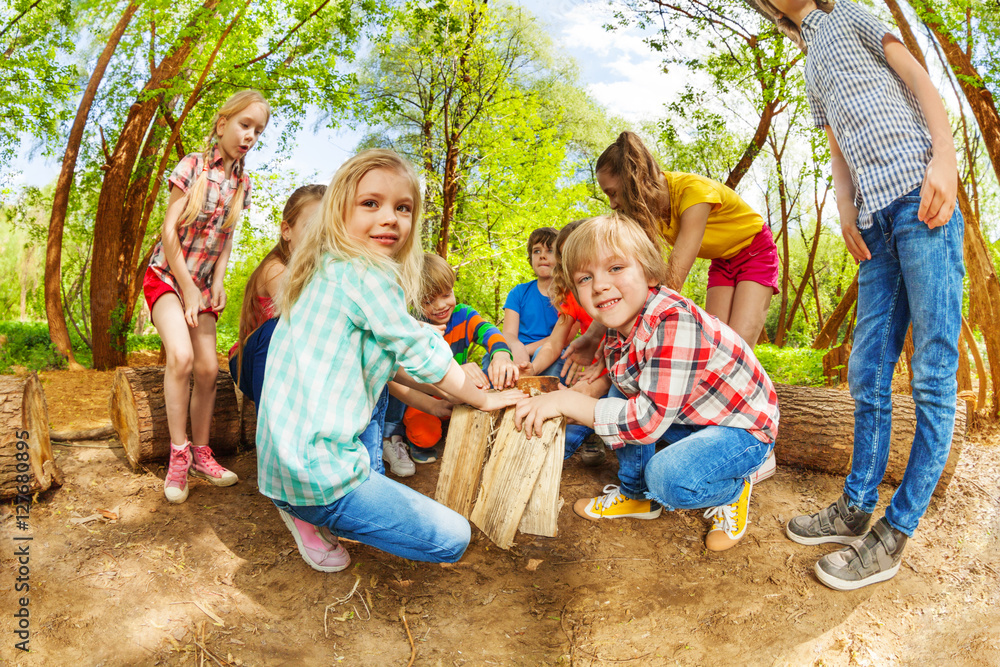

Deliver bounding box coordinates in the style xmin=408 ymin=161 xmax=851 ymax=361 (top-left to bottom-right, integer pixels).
xmin=0 ymin=321 xmax=65 ymax=373
xmin=753 ymin=343 xmax=826 ymax=387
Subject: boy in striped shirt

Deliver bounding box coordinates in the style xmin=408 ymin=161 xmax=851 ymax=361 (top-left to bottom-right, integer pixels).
xmin=385 ymin=253 xmax=519 ymax=469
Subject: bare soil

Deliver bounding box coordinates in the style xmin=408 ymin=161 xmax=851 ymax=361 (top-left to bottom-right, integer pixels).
xmin=3 ymin=362 xmax=1000 ymax=666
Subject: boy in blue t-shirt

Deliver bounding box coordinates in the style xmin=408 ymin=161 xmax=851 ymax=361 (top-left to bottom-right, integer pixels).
xmin=502 ymin=227 xmax=560 ymax=369
xmin=757 ymin=0 xmax=964 ymax=591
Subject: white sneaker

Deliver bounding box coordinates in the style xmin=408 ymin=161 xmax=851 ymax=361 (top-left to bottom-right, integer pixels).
xmin=383 ymin=436 xmax=415 ymax=477
xmin=750 ymin=451 xmax=776 ymax=484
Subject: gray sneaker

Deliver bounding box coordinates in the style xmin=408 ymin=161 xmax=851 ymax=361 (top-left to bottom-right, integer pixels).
xmin=786 ymin=493 xmax=872 ymax=545
xmin=815 ymin=517 xmax=907 ymax=591
xmin=580 ymin=436 xmax=606 ymax=467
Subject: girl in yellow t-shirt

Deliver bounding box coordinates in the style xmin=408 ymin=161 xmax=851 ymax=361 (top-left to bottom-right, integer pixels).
xmin=594 ymin=131 xmax=778 ymax=347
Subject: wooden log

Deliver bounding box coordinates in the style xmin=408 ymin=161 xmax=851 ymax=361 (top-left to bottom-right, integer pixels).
xmin=50 ymin=424 xmax=115 ymax=442
xmin=435 ymin=404 xmax=497 ymax=518
xmin=0 ymin=373 xmax=63 ymax=500
xmin=470 ymin=409 xmax=563 ymax=549
xmin=773 ymin=383 xmax=966 ymax=497
xmin=517 ymin=418 xmax=565 ymax=538
xmin=108 ymin=366 xmax=240 ymax=471
xmin=239 ymin=394 xmax=257 ymax=451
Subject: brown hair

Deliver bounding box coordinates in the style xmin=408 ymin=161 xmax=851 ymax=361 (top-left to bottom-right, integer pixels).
xmin=527 ymin=227 xmax=557 ymax=261
xmin=234 ymin=184 xmax=325 ymax=384
xmin=549 ymin=218 xmax=588 ymax=309
xmin=419 ymin=252 xmax=456 ymax=305
xmin=750 ymin=0 xmax=835 ymax=51
xmin=595 ymin=131 xmax=670 ymax=251
xmin=178 ymin=90 xmax=271 ymax=231
xmin=561 ymin=214 xmax=669 ymax=301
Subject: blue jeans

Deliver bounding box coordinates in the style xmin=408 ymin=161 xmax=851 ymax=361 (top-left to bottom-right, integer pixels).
xmin=271 ymin=472 xmax=471 ymax=563
xmin=847 ymin=189 xmax=964 ymax=536
xmin=361 ymin=388 xmax=389 ymax=475
xmin=643 ymin=424 xmax=772 ymax=509
xmin=229 ymin=318 xmax=278 ymax=406
xmin=384 ymin=394 xmax=406 ymax=438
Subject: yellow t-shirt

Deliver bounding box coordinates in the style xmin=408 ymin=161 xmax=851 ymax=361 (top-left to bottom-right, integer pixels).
xmin=660 ymin=172 xmax=764 ymax=260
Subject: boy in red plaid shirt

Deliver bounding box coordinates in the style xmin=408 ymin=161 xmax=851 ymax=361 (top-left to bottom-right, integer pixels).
xmin=514 ymin=214 xmax=779 ymax=551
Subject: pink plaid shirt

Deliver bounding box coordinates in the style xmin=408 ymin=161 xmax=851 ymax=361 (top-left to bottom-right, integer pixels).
xmin=593 ymin=286 xmax=779 ymax=449
xmin=147 ymin=147 xmax=251 ymax=305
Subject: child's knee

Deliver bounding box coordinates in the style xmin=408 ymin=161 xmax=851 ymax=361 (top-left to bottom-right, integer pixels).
xmin=165 ymin=346 xmax=194 ymax=376
xmin=437 ymin=517 xmax=471 ymax=563
xmin=193 ymin=357 xmax=219 ymax=386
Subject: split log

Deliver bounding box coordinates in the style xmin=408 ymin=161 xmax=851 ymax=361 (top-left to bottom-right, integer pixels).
xmin=0 ymin=373 xmax=64 ymax=500
xmin=108 ymin=366 xmax=240 ymax=471
xmin=517 ymin=417 xmax=566 ymax=538
xmin=469 ymin=408 xmax=563 ymax=549
xmin=435 ymin=404 xmax=497 ymax=518
xmin=773 ymin=383 xmax=966 ymax=497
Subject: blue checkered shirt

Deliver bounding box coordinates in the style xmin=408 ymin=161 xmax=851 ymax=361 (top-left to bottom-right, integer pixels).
xmin=801 ymin=0 xmax=932 ymax=229
xmin=256 ymin=256 xmax=453 ymax=505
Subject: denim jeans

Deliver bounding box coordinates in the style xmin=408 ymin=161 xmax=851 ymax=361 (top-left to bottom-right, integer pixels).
xmin=847 ymin=189 xmax=964 ymax=536
xmin=643 ymin=424 xmax=771 ymax=510
xmin=605 ymin=385 xmax=654 ymax=499
xmin=271 ymin=471 xmax=471 ymax=563
xmin=229 ymin=318 xmax=278 ymax=406
xmin=360 ymin=387 xmax=389 ymax=475
xmin=383 ymin=394 xmax=406 ymax=438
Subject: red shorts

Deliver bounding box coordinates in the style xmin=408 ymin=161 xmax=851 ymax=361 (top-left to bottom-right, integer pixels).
xmin=142 ymin=267 xmax=218 ymax=321
xmin=707 ymin=225 xmax=780 ymax=294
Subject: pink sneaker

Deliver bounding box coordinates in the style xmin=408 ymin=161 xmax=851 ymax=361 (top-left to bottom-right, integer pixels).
xmin=164 ymin=442 xmax=192 ymax=503
xmin=190 ymin=445 xmax=238 ymax=486
xmin=277 ymin=509 xmax=350 ymax=572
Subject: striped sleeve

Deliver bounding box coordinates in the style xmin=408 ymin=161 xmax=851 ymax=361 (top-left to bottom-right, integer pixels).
xmin=460 ymin=304 xmax=511 ymax=358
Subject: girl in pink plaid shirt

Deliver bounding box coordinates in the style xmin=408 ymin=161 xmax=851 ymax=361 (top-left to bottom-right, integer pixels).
xmin=142 ymin=90 xmax=270 ymax=504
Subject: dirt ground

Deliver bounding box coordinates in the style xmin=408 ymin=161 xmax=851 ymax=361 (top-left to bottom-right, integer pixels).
xmin=3 ymin=361 xmax=1000 ymax=666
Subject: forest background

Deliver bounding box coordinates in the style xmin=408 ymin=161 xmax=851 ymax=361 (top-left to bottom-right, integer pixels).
xmin=2 ymin=0 xmax=1000 ymax=420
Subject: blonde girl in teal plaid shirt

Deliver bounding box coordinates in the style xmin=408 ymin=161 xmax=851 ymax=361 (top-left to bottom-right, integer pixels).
xmin=256 ymin=149 xmax=523 ymax=569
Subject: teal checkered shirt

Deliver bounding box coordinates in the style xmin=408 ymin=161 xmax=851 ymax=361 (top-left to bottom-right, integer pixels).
xmin=256 ymin=256 xmax=453 ymax=505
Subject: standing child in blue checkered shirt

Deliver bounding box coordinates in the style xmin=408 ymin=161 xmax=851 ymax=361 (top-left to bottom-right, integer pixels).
xmin=755 ymin=0 xmax=965 ymax=590
xmin=255 ymin=149 xmax=524 ymax=571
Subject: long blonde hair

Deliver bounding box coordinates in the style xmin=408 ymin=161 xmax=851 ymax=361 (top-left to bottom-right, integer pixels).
xmin=596 ymin=131 xmax=670 ymax=251
xmin=280 ymin=149 xmax=424 ymax=316
xmin=179 ymin=89 xmax=271 ymax=231
xmin=234 ymin=184 xmax=325 ymax=384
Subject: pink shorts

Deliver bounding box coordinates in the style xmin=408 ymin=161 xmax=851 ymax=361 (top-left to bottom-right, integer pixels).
xmin=142 ymin=267 xmax=219 ymax=321
xmin=707 ymin=225 xmax=780 ymax=295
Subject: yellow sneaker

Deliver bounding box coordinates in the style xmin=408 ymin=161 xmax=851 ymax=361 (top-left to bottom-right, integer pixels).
xmin=704 ymin=479 xmax=752 ymax=551
xmin=573 ymin=485 xmax=662 ymax=521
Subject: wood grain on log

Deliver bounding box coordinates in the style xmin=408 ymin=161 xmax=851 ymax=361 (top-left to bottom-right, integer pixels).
xmin=108 ymin=366 xmax=240 ymax=470
xmin=773 ymin=383 xmax=965 ymax=497
xmin=0 ymin=373 xmax=63 ymax=499
xmin=435 ymin=405 xmax=496 ymax=518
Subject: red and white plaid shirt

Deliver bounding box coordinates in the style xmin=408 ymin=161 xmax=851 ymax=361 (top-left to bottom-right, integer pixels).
xmin=147 ymin=147 xmax=251 ymax=305
xmin=594 ymin=286 xmax=779 ymax=449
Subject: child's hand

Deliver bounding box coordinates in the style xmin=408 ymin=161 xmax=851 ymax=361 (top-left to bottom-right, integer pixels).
xmin=561 ymin=335 xmax=599 ymax=368
xmin=461 ymin=362 xmax=489 ymax=390
xmin=510 ymin=341 xmax=531 ymax=368
xmin=575 ymin=358 xmax=606 ymax=385
xmin=840 ymin=214 xmax=871 ymax=263
xmin=513 ymin=392 xmax=565 ymax=438
xmin=478 ymin=388 xmax=527 ymax=412
xmin=429 ymin=401 xmax=454 ymax=420
xmin=488 ymin=353 xmax=519 ymax=389
xmin=181 ymin=285 xmax=203 ymax=328
xmin=919 ymin=153 xmax=958 ymax=229
xmin=210 ymin=281 xmax=227 ymax=313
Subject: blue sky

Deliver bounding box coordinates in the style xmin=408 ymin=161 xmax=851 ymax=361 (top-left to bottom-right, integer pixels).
xmin=9 ymin=0 xmax=685 ymax=191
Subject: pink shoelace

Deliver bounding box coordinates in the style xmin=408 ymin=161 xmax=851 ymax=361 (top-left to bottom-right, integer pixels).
xmin=166 ymin=444 xmax=191 ymax=486
xmin=192 ymin=445 xmax=226 ymax=477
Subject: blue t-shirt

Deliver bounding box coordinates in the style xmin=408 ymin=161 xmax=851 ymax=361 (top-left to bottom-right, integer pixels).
xmin=504 ymin=280 xmax=559 ymax=345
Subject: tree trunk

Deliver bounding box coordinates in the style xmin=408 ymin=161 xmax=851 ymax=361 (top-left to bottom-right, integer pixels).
xmin=725 ymin=98 xmax=778 ymax=190
xmin=773 ymin=383 xmax=964 ymax=498
xmin=108 ymin=366 xmax=240 ymax=470
xmin=46 ymin=3 xmax=139 ymax=371
xmin=813 ymin=272 xmax=858 ymax=349
xmin=0 ymin=374 xmax=63 ymax=500
xmin=89 ymin=0 xmax=219 ymax=370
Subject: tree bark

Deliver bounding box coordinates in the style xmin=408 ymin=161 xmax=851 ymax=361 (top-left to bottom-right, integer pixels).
xmin=108 ymin=366 xmax=240 ymax=470
xmin=89 ymin=0 xmax=219 ymax=370
xmin=0 ymin=374 xmax=63 ymax=500
xmin=726 ymin=98 xmax=778 ymax=190
xmin=773 ymin=383 xmax=964 ymax=497
xmin=46 ymin=3 xmax=139 ymax=371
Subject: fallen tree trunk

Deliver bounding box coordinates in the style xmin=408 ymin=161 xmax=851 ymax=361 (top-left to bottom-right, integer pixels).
xmin=109 ymin=366 xmax=240 ymax=470
xmin=0 ymin=374 xmax=64 ymax=500
xmin=773 ymin=383 xmax=966 ymax=497
xmin=50 ymin=424 xmax=115 ymax=442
